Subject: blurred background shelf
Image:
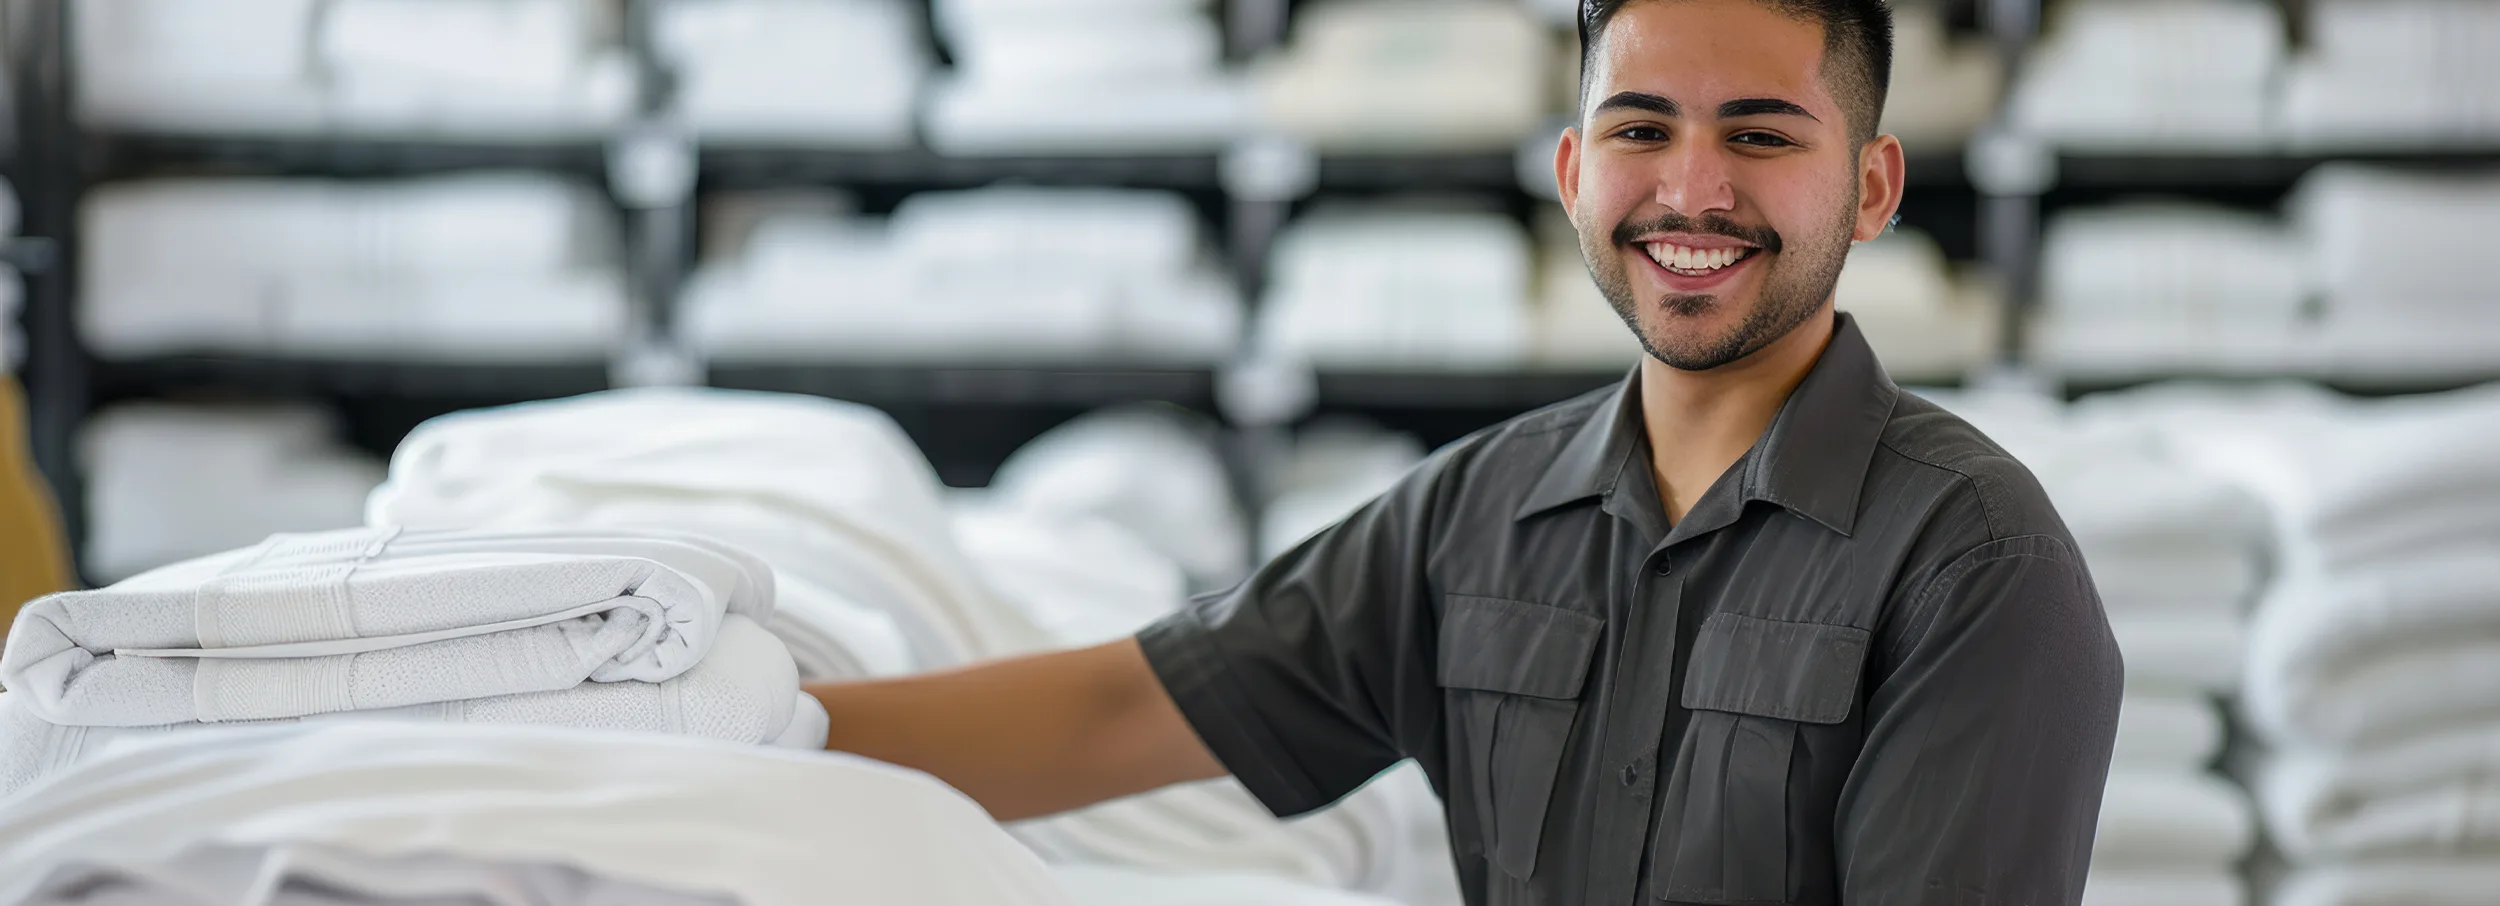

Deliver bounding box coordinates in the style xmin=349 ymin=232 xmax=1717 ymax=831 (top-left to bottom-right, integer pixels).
xmin=707 ymin=362 xmax=1219 ymax=409
xmin=81 ymin=133 xmax=612 ymax=179
xmin=89 ymin=356 xmax=614 ymax=403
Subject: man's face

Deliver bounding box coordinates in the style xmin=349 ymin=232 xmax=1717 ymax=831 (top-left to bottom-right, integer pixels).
xmin=1557 ymin=0 xmax=1899 ymax=371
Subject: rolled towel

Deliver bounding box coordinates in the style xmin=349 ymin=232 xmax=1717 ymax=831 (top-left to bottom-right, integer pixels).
xmin=2091 ymin=771 xmax=2257 ymax=869
xmin=0 ymin=614 xmax=803 ymax=798
xmin=2115 ymin=693 xmax=2225 ymax=770
xmin=0 ymin=722 xmax=1074 ymax=906
xmin=1 ymin=527 xmax=774 ymax=727
xmin=2081 ymin=869 xmax=2243 ymax=906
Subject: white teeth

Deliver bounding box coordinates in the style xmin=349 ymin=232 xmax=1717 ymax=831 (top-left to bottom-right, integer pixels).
xmin=1647 ymin=242 xmax=1747 ymax=273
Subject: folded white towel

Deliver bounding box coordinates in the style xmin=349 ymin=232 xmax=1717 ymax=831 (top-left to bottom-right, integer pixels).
xmin=2043 ymin=204 xmax=2313 ymax=321
xmin=2254 ymin=723 xmax=2500 ymax=861
xmin=658 ymin=0 xmax=926 ymax=147
xmin=85 ymin=174 xmax=613 ymax=277
xmin=924 ymin=75 xmax=1251 ymax=155
xmin=1254 ymin=0 xmax=1548 ymax=152
xmin=890 ymin=187 xmax=1202 ymax=279
xmin=0 ymin=614 xmax=802 ymax=798
xmin=2092 ymin=771 xmax=2258 ymax=869
xmin=2081 ymin=869 xmax=2244 ymax=906
xmin=3 ymin=527 xmax=775 ymax=727
xmin=318 ymin=0 xmax=592 ymax=97
xmin=2010 ymin=0 xmax=2283 ymax=151
xmin=1259 ymin=208 xmax=1534 ymax=368
xmin=0 ymin=722 xmax=1073 ymax=906
xmin=2243 ymin=554 xmax=2500 ymax=748
xmin=2116 ymin=693 xmax=2226 ymax=770
xmin=2292 ymin=166 xmax=2500 ymax=303
xmin=72 ymin=0 xmax=323 ymax=132
xmin=949 ymin=13 xmax=1220 ymax=83
xmin=2112 ymin=614 xmax=2246 ymax=694
xmin=2272 ymin=861 xmax=2500 ymax=906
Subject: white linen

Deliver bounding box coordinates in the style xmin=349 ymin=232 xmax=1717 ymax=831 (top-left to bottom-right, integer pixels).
xmin=2080 ymin=870 xmax=2243 ymax=906
xmin=72 ymin=0 xmax=327 ymax=133
xmin=988 ymin=406 xmax=1248 ymax=590
xmin=2291 ymin=166 xmax=2500 ymax=305
xmin=2111 ymin=614 xmax=2246 ymax=694
xmin=2254 ymin=723 xmax=2500 ymax=861
xmin=2279 ymin=0 xmax=2500 ymax=150
xmin=1879 ymin=6 xmax=2001 ymax=151
xmin=2115 ymin=693 xmax=2226 ymax=770
xmin=2243 ymin=555 xmax=2500 ymax=747
xmin=2043 ymin=204 xmax=2312 ymax=321
xmin=658 ymin=0 xmax=926 ymax=146
xmin=80 ymin=405 xmax=384 ymax=583
xmin=0 ymin=722 xmax=1073 ymax=906
xmin=1254 ymin=0 xmax=1548 ymax=152
xmin=2092 ymin=772 xmax=2258 ymax=869
xmin=2008 ymin=0 xmax=2282 ymax=150
xmin=11 ymin=842 xmax=737 ymax=906
xmin=3 ymin=527 xmax=773 ymax=727
xmin=1835 ymin=230 xmax=1997 ymax=380
xmin=1052 ymin=865 xmax=1415 ymax=906
xmin=2272 ymin=861 xmax=2500 ymax=906
xmin=0 ymin=615 xmax=802 ymax=797
xmin=924 ymin=75 xmax=1251 ymax=155
xmin=1258 ymin=208 xmax=1533 ymax=369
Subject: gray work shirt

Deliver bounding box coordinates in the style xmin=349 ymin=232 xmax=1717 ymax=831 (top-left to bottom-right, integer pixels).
xmin=1137 ymin=314 xmax=2126 ymax=906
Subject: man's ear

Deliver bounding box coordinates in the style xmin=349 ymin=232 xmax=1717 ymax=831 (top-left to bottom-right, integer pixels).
xmin=1554 ymin=126 xmax=1585 ymax=218
xmin=1853 ymin=133 xmax=1907 ymax=243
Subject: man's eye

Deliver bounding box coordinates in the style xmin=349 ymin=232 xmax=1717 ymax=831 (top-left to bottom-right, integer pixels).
xmin=1614 ymin=126 xmax=1668 ymax=142
xmin=1731 ymin=132 xmax=1794 ymax=148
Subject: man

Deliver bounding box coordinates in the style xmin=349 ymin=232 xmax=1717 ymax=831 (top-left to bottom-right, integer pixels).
xmin=808 ymin=0 xmax=2125 ymax=903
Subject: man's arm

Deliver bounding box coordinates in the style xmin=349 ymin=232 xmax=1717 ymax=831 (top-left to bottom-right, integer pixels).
xmin=805 ymin=638 xmax=1226 ymax=822
xmin=1836 ymin=534 xmax=2125 ymax=904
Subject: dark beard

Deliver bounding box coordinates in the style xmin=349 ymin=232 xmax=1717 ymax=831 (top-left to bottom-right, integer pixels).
xmin=1582 ymin=203 xmax=1856 ymax=371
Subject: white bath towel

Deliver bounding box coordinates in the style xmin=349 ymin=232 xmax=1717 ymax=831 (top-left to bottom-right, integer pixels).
xmin=2042 ymin=204 xmax=2313 ymax=321
xmin=0 ymin=722 xmax=1073 ymax=906
xmin=924 ymin=75 xmax=1251 ymax=155
xmin=658 ymin=0 xmax=926 ymax=146
xmin=948 ymin=13 xmax=1219 ymax=83
xmin=0 ymin=614 xmax=803 ymax=798
xmin=2081 ymin=869 xmax=2244 ymax=906
xmin=2116 ymin=693 xmax=2226 ymax=770
xmin=951 ymin=503 xmax=1189 ymax=647
xmin=2243 ymin=554 xmax=2500 ymax=747
xmin=2291 ymin=166 xmax=2500 ymax=304
xmin=1253 ymin=0 xmax=1548 ymax=152
xmin=2254 ymin=723 xmax=2500 ymax=861
xmin=85 ymin=174 xmax=612 ymax=276
xmin=2281 ymin=0 xmax=2500 ymax=150
xmin=2009 ymin=0 xmax=2282 ymax=150
xmin=1259 ymin=207 xmax=1534 ymax=368
xmin=72 ymin=0 xmax=326 ymax=133
xmin=989 ymin=406 xmax=1249 ymax=590
xmin=2272 ymin=861 xmax=2500 ymax=906
xmin=3 ymin=527 xmax=775 ymax=727
xmin=2092 ymin=771 xmax=2258 ymax=869
xmin=1052 ymin=865 xmax=1418 ymax=906
xmin=890 ymin=187 xmax=1202 ymax=280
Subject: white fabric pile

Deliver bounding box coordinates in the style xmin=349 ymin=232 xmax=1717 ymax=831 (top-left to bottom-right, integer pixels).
xmin=924 ymin=0 xmax=1247 ymax=154
xmin=2289 ymin=166 xmax=2500 ymax=379
xmin=1833 ymin=229 xmax=1998 ymax=381
xmin=2280 ymin=0 xmax=2500 ymax=151
xmin=0 ymin=525 xmax=822 ymax=798
xmin=1933 ymin=391 xmax=2265 ymax=906
xmin=366 ymin=389 xmax=1458 ymax=905
xmin=683 ymin=187 xmax=1242 ymax=365
xmin=658 ymin=0 xmax=928 ymax=147
xmin=2009 ymin=0 xmax=2283 ymax=151
xmin=80 ymin=174 xmax=628 ymax=361
xmin=80 ymin=404 xmax=383 ymax=583
xmin=2032 ymin=203 xmax=2315 ymax=380
xmin=1257 ymin=206 xmax=1533 ymax=369
xmin=13 ymin=842 xmax=738 ymax=906
xmin=1253 ymin=0 xmax=1550 ymax=152
xmin=986 ymin=406 xmax=1250 ymax=592
xmin=75 ymin=0 xmax=634 ymax=140
xmin=1258 ymin=420 xmax=1425 ymax=561
xmin=1880 ymin=0 xmax=2003 ymax=153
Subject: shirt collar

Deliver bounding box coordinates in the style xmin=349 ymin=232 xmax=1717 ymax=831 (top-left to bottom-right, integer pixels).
xmin=1511 ymin=312 xmax=1900 ymax=536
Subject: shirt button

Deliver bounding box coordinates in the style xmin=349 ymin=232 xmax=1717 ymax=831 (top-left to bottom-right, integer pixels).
xmin=1620 ymin=764 xmax=1640 ymax=787
xmin=1653 ymin=559 xmax=1673 ymax=577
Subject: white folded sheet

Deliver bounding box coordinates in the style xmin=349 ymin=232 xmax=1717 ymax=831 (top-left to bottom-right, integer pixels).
xmin=13 ymin=842 xmax=738 ymax=906
xmin=2292 ymin=166 xmax=2500 ymax=303
xmin=1258 ymin=207 xmax=1534 ymax=368
xmin=1253 ymin=0 xmax=1548 ymax=152
xmin=2081 ymin=869 xmax=2244 ymax=906
xmin=2116 ymin=693 xmax=2226 ymax=770
xmin=0 ymin=614 xmax=803 ymax=798
xmin=2243 ymin=555 xmax=2500 ymax=747
xmin=2112 ymin=614 xmax=2246 ymax=694
xmin=658 ymin=0 xmax=926 ymax=146
xmin=2092 ymin=771 xmax=2257 ymax=870
xmin=0 ymin=722 xmax=1073 ymax=906
xmin=2008 ymin=0 xmax=2282 ymax=150
xmin=3 ymin=527 xmax=773 ymax=727
xmin=2253 ymin=723 xmax=2500 ymax=861
xmin=2272 ymin=861 xmax=2500 ymax=906
xmin=2042 ymin=204 xmax=2312 ymax=321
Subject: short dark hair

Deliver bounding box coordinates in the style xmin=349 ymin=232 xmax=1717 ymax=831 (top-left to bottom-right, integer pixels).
xmin=1579 ymin=0 xmax=1895 ymax=144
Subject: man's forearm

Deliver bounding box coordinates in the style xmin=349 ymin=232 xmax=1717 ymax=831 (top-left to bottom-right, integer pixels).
xmin=805 ymin=638 xmax=1227 ymax=822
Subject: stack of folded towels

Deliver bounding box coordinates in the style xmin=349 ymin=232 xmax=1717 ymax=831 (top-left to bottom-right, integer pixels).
xmin=76 ymin=0 xmax=634 ymax=140
xmin=2279 ymin=0 xmax=2500 ymax=151
xmin=80 ymin=404 xmax=382 ymax=584
xmin=79 ymin=173 xmax=629 ymax=361
xmin=1258 ymin=419 xmax=1426 ymax=561
xmin=1832 ymin=228 xmax=1998 ymax=382
xmin=2032 ymin=202 xmax=2315 ymax=380
xmin=2289 ymin=165 xmax=2500 ymax=380
xmin=924 ymin=0 xmax=1247 ymax=154
xmin=1252 ymin=0 xmax=1551 ymax=152
xmin=2123 ymin=383 xmax=2500 ymax=906
xmin=1879 ymin=0 xmax=2003 ymax=154
xmin=365 ymin=388 xmax=1457 ymax=906
xmin=2008 ymin=0 xmax=2283 ymax=151
xmin=0 ymin=524 xmax=822 ymax=798
xmin=657 ymin=0 xmax=927 ymax=147
xmin=1257 ymin=205 xmax=1533 ymax=369
xmin=1938 ymin=391 xmax=2264 ymax=906
xmin=683 ymin=187 xmax=1243 ymax=365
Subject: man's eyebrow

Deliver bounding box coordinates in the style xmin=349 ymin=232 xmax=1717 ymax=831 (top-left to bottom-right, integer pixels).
xmin=1718 ymin=97 xmax=1818 ymax=120
xmin=1592 ymin=91 xmax=1678 ymax=117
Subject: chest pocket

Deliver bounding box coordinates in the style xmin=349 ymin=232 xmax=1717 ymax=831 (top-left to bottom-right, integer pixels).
xmin=1438 ymin=594 xmax=1601 ymax=883
xmin=1655 ymin=612 xmax=1869 ymax=904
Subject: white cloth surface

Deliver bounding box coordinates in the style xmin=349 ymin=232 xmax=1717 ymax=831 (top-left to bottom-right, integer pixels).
xmin=2009 ymin=0 xmax=2282 ymax=150
xmin=1835 ymin=230 xmax=1997 ymax=380
xmin=2093 ymin=771 xmax=2258 ymax=869
xmin=1879 ymin=6 xmax=2002 ymax=151
xmin=949 ymin=13 xmax=1218 ymax=83
xmin=924 ymin=75 xmax=1251 ymax=155
xmin=950 ymin=503 xmax=1188 ymax=647
xmin=657 ymin=0 xmax=926 ymax=146
xmin=2254 ymin=722 xmax=2500 ymax=861
xmin=988 ymin=406 xmax=1248 ymax=591
xmin=2 ymin=526 xmax=773 ymax=727
xmin=0 ymin=722 xmax=1073 ymax=906
xmin=2080 ymin=869 xmax=2243 ymax=906
xmin=2043 ymin=204 xmax=2312 ymax=321
xmin=81 ymin=405 xmax=384 ymax=583
xmin=1051 ymin=865 xmax=1415 ymax=906
xmin=0 ymin=615 xmax=803 ymax=798
xmin=1254 ymin=0 xmax=1548 ymax=151
xmin=2243 ymin=556 xmax=2500 ymax=748
xmin=1259 ymin=208 xmax=1533 ymax=368
xmin=2271 ymin=861 xmax=2500 ymax=906
xmin=2291 ymin=166 xmax=2500 ymax=305
xmin=773 ymin=690 xmax=829 ymax=751
xmin=10 ymin=842 xmax=737 ymax=906
xmin=2279 ymin=0 xmax=2500 ymax=150
xmin=1259 ymin=421 xmax=1424 ymax=560
xmin=72 ymin=0 xmax=326 ymax=133
xmin=2116 ymin=693 xmax=2226 ymax=770
xmin=368 ymin=388 xmax=1038 ymax=668
xmin=2112 ymin=614 xmax=2245 ymax=694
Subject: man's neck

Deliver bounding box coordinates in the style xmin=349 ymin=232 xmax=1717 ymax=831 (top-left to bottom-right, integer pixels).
xmin=1638 ymin=304 xmax=1838 ymax=525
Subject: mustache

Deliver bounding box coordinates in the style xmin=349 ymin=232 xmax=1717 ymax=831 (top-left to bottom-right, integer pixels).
xmin=1611 ymin=212 xmax=1782 ymax=254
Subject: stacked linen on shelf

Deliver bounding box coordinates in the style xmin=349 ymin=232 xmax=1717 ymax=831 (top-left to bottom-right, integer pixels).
xmin=367 ymin=388 xmax=1459 ymax=906
xmin=1258 ymin=419 xmax=1425 ymax=561
xmin=2031 ymin=203 xmax=2315 ymax=380
xmin=79 ymin=174 xmax=628 ymax=362
xmin=0 ymin=525 xmax=819 ymax=798
xmin=2008 ymin=0 xmax=2283 ymax=151
xmin=80 ymin=404 xmax=382 ymax=583
xmin=1832 ymin=229 xmax=1998 ymax=382
xmin=683 ymin=187 xmax=1242 ymax=365
xmin=76 ymin=0 xmax=633 ymax=140
xmin=658 ymin=0 xmax=927 ymax=147
xmin=0 ymin=723 xmax=1072 ymax=906
xmin=1257 ymin=206 xmax=1534 ymax=369
xmin=2279 ymin=0 xmax=2500 ymax=151
xmin=2125 ymin=383 xmax=2500 ymax=906
xmin=1529 ymin=212 xmax=1642 ymax=368
xmin=1253 ymin=0 xmax=1551 ymax=152
xmin=2289 ymin=166 xmax=2500 ymax=379
xmin=925 ymin=0 xmax=1247 ymax=154
xmin=1880 ymin=0 xmax=2003 ymax=154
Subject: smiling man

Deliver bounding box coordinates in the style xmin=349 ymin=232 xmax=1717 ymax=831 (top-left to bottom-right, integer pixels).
xmin=806 ymin=1 xmax=2124 ymax=903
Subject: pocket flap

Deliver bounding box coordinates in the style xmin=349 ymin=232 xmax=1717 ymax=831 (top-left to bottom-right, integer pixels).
xmin=1436 ymin=595 xmax=1602 ymax=700
xmin=1681 ymin=612 xmax=1869 ymax=724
